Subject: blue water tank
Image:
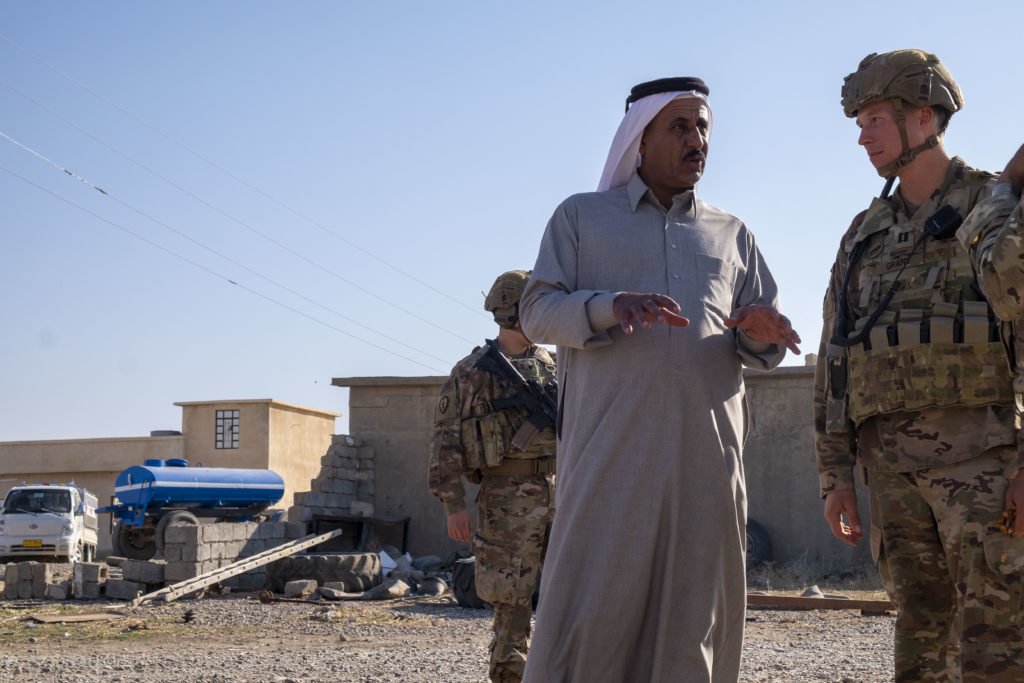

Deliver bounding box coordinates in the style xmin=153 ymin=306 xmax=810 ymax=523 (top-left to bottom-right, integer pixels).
xmin=113 ymin=464 xmax=285 ymax=510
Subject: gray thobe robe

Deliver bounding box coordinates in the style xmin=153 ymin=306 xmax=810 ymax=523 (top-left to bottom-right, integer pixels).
xmin=520 ymin=173 xmax=785 ymax=683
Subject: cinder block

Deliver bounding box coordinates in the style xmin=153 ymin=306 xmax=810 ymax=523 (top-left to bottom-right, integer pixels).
xmin=72 ymin=563 xmax=108 ymax=598
xmin=270 ymin=523 xmax=285 ymax=539
xmin=285 ymin=522 xmax=307 ymax=539
xmin=44 ymin=583 xmax=68 ymax=600
xmin=164 ymin=562 xmax=199 ymax=583
xmin=284 ymin=579 xmax=318 ymax=598
xmin=3 ymin=565 xmax=18 ymax=599
xmin=165 ymin=525 xmax=200 ymax=545
xmin=350 ymin=501 xmax=375 ymax=517
xmin=163 ymin=545 xmax=182 ymax=562
xmin=122 ymin=560 xmax=165 ymax=585
xmin=104 ymin=579 xmax=146 ymax=601
xmin=75 ymin=583 xmax=102 ymax=600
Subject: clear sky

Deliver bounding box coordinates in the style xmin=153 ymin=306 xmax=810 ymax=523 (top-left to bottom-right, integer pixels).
xmin=3 ymin=1 xmax=1023 ymax=442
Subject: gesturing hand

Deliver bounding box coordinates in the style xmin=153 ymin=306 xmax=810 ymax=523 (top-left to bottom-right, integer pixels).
xmin=725 ymin=305 xmax=802 ymax=354
xmin=612 ymin=292 xmax=689 ymax=335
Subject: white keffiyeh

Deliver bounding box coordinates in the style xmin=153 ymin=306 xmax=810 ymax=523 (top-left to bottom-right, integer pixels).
xmin=596 ymin=91 xmax=713 ymax=192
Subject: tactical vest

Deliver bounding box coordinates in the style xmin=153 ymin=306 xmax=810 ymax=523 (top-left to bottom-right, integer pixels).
xmin=832 ymin=167 xmax=1015 ymax=427
xmin=460 ymin=349 xmax=557 ymax=469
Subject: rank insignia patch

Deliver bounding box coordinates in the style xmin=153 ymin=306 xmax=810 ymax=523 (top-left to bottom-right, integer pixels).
xmin=438 ymin=396 xmax=449 ymax=414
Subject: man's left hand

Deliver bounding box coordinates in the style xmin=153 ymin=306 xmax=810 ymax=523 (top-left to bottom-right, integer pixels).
xmin=1004 ymin=469 xmax=1024 ymax=537
xmin=725 ymin=305 xmax=802 ymax=354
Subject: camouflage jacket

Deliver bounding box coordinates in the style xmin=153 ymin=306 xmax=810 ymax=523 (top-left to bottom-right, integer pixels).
xmin=958 ymin=190 xmax=1024 ymax=321
xmin=428 ymin=343 xmax=557 ymax=515
xmin=814 ymin=158 xmax=1024 ymax=496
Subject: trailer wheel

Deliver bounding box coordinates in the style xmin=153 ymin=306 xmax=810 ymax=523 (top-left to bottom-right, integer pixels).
xmin=113 ymin=525 xmax=157 ymax=561
xmin=155 ymin=511 xmax=200 ymax=554
xmin=746 ymin=518 xmax=773 ymax=570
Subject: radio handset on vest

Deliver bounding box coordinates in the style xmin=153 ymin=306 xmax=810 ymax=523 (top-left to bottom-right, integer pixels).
xmin=923 ymin=205 xmax=963 ymax=240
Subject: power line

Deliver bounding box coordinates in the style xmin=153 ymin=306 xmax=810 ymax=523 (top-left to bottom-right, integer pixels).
xmin=0 ymin=77 xmax=478 ymax=345
xmin=0 ymin=31 xmax=488 ymax=319
xmin=0 ymin=163 xmax=450 ymax=374
xmin=0 ymin=130 xmax=455 ymax=367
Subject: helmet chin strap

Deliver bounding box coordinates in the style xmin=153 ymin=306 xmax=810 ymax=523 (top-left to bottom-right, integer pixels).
xmin=876 ymin=98 xmax=940 ymax=178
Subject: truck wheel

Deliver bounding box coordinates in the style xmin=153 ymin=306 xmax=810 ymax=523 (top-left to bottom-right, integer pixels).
xmin=746 ymin=518 xmax=773 ymax=570
xmin=69 ymin=543 xmax=83 ymax=565
xmin=113 ymin=525 xmax=157 ymax=561
xmin=155 ymin=511 xmax=200 ymax=555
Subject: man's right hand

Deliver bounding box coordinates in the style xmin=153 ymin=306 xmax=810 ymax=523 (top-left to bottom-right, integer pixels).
xmin=447 ymin=509 xmax=472 ymax=543
xmin=612 ymin=292 xmax=689 ymax=334
xmin=823 ymin=490 xmax=863 ymax=546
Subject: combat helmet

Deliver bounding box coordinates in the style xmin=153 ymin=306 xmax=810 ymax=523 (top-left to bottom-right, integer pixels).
xmin=841 ymin=49 xmax=963 ymax=178
xmin=484 ymin=270 xmax=530 ymax=328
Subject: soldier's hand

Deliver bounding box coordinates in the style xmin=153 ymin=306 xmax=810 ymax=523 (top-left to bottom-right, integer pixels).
xmin=997 ymin=143 xmax=1024 ymax=195
xmin=1004 ymin=469 xmax=1024 ymax=538
xmin=447 ymin=509 xmax=473 ymax=543
xmin=725 ymin=305 xmax=802 ymax=354
xmin=612 ymin=292 xmax=689 ymax=335
xmin=823 ymin=490 xmax=862 ymax=546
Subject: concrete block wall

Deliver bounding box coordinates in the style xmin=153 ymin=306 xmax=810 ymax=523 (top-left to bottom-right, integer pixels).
xmin=162 ymin=521 xmax=306 ymax=591
xmin=288 ymin=435 xmax=375 ymax=523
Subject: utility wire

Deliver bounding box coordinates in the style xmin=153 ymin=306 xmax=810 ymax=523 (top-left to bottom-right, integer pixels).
xmin=0 ymin=130 xmax=454 ymax=366
xmin=0 ymin=163 xmax=450 ymax=374
xmin=0 ymin=78 xmax=478 ymax=345
xmin=0 ymin=31 xmax=487 ymax=318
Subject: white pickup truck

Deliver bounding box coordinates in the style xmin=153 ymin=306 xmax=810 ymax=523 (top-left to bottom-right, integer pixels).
xmin=0 ymin=483 xmax=99 ymax=563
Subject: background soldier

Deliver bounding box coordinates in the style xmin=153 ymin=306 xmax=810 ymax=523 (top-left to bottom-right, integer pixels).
xmin=959 ymin=142 xmax=1024 ymax=322
xmin=428 ymin=269 xmax=556 ymax=683
xmin=815 ymin=50 xmax=1024 ymax=682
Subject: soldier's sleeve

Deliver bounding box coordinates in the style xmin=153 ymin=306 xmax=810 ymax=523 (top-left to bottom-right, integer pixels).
xmin=427 ymin=373 xmax=469 ymax=515
xmin=814 ymin=220 xmax=860 ymax=498
xmin=959 ymin=192 xmax=1024 ymax=321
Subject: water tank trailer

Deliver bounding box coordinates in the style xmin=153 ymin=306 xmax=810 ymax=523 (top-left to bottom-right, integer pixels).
xmin=98 ymin=459 xmax=285 ymax=560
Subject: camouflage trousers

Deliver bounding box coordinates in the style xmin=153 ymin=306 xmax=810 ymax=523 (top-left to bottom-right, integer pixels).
xmin=472 ymin=472 xmax=554 ymax=683
xmin=868 ymin=446 xmax=1024 ymax=683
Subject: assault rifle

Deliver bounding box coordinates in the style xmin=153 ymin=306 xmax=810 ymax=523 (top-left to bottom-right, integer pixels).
xmin=478 ymin=340 xmax=558 ymax=451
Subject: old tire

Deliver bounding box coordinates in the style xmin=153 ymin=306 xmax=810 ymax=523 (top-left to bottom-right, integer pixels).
xmin=746 ymin=518 xmax=773 ymax=570
xmin=155 ymin=510 xmax=200 ymax=554
xmin=112 ymin=525 xmax=157 ymax=561
xmin=452 ymin=557 xmax=490 ymax=610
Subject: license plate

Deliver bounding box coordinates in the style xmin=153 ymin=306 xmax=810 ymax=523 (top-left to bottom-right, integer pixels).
xmin=22 ymin=539 xmax=42 ymax=548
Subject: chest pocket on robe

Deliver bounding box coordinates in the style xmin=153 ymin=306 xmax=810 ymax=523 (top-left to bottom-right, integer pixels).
xmin=694 ymin=252 xmax=738 ymax=320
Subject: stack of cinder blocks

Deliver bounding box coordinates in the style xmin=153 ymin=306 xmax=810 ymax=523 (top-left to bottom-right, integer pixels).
xmin=3 ymin=562 xmax=52 ymax=599
xmin=104 ymin=559 xmax=166 ymax=600
xmin=73 ymin=562 xmax=108 ymax=599
xmin=290 ymin=434 xmax=376 ymax=522
xmin=160 ymin=521 xmax=306 ymax=592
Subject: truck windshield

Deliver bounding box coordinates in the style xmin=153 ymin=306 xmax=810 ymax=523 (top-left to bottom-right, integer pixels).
xmin=2 ymin=490 xmax=72 ymax=514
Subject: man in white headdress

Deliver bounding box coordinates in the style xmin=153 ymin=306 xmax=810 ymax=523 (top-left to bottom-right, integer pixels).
xmin=520 ymin=77 xmax=800 ymax=683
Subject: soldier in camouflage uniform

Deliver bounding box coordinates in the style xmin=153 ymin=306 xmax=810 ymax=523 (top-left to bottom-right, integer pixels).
xmin=428 ymin=269 xmax=556 ymax=683
xmin=814 ymin=50 xmax=1024 ymax=682
xmin=959 ymin=142 xmax=1024 ymax=321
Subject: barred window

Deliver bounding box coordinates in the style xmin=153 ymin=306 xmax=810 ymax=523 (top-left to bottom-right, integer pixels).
xmin=215 ymin=410 xmax=240 ymax=449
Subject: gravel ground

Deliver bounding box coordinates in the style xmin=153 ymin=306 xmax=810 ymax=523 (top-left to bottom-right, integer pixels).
xmin=0 ymin=592 xmax=895 ymax=683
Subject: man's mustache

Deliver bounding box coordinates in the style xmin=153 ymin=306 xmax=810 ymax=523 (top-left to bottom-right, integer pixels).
xmin=683 ymin=150 xmax=705 ymax=162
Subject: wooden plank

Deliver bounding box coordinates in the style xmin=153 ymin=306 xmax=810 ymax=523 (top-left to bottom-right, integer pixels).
xmin=29 ymin=612 xmax=125 ymax=623
xmin=747 ymin=593 xmax=894 ymax=611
